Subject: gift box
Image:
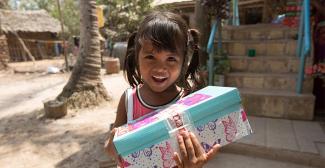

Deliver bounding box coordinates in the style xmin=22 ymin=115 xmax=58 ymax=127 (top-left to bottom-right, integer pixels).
xmin=113 ymin=86 xmax=253 ymax=168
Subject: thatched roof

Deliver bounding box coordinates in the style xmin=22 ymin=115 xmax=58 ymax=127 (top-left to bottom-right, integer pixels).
xmin=152 ymin=0 xmax=194 ymax=7
xmin=0 ymin=9 xmax=61 ymax=33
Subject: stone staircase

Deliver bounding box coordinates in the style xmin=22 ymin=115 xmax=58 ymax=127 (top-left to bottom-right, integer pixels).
xmin=220 ymin=24 xmax=315 ymax=120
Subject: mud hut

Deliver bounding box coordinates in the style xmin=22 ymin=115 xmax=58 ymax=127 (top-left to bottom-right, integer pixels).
xmin=0 ymin=9 xmax=62 ymax=62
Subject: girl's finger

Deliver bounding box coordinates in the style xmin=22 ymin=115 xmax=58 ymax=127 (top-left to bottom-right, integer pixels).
xmin=177 ymin=134 xmax=188 ymax=159
xmin=182 ymin=131 xmax=196 ymax=161
xmin=189 ymin=132 xmax=205 ymax=156
xmin=206 ymin=144 xmax=221 ymax=161
xmin=173 ymin=152 xmax=183 ymax=168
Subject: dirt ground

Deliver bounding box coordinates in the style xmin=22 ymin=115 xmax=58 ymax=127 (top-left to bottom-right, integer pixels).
xmin=0 ymin=59 xmax=129 ymax=168
xmin=3 ymin=60 xmax=324 ymax=168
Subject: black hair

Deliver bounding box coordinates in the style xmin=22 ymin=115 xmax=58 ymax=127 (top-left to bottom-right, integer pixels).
xmin=124 ymin=11 xmax=204 ymax=92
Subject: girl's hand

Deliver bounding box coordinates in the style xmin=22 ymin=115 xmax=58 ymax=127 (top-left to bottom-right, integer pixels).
xmin=104 ymin=128 xmax=121 ymax=166
xmin=173 ymin=130 xmax=220 ymax=168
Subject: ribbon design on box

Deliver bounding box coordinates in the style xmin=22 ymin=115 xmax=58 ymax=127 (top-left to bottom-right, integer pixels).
xmin=159 ymin=142 xmax=174 ymax=168
xmin=116 ymin=111 xmax=160 ymax=136
xmin=222 ymin=116 xmax=237 ymax=142
xmin=177 ymin=94 xmax=212 ymax=106
xmin=172 ymin=113 xmax=183 ymax=128
xmin=164 ymin=105 xmax=188 ymax=131
xmin=166 ymin=93 xmax=213 ymax=131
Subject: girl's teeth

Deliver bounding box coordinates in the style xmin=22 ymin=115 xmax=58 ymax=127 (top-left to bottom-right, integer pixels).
xmin=153 ymin=76 xmax=166 ymax=79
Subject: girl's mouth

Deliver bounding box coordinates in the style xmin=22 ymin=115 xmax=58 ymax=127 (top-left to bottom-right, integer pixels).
xmin=152 ymin=76 xmax=168 ymax=83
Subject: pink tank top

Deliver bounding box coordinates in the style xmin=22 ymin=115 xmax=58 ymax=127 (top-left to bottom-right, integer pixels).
xmin=125 ymin=85 xmax=185 ymax=122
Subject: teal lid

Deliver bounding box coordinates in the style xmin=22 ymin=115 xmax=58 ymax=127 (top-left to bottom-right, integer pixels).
xmin=186 ymin=87 xmax=241 ymax=126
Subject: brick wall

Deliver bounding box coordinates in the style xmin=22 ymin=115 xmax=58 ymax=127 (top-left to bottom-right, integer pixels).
xmin=0 ymin=35 xmax=9 ymax=69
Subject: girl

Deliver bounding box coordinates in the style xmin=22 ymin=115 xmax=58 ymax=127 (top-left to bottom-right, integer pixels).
xmin=105 ymin=11 xmax=220 ymax=168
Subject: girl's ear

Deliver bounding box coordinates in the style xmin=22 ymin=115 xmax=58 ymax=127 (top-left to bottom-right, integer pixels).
xmin=124 ymin=31 xmax=140 ymax=87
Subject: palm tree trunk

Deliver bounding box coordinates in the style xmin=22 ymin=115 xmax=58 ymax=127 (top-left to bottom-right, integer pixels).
xmin=57 ymin=0 xmax=110 ymax=109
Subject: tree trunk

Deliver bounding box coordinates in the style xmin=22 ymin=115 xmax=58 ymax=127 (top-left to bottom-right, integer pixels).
xmin=195 ymin=0 xmax=210 ymax=67
xmin=57 ymin=0 xmax=110 ymax=109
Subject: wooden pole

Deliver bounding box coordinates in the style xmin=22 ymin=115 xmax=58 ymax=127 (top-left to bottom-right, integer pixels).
xmin=56 ymin=0 xmax=69 ymax=71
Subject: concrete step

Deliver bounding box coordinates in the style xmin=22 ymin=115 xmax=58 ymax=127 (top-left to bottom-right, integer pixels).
xmin=238 ymin=88 xmax=315 ymax=120
xmin=226 ymin=72 xmax=313 ymax=93
xmin=221 ymin=24 xmax=298 ymax=41
xmin=220 ymin=39 xmax=297 ymax=57
xmin=228 ymin=56 xmax=313 ymax=73
xmin=206 ymin=153 xmax=320 ymax=168
xmin=223 ymin=140 xmax=324 ymax=168
xmin=221 ymin=116 xmax=325 ymax=168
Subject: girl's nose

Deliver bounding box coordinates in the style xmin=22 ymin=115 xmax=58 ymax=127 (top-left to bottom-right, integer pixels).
xmin=153 ymin=61 xmax=167 ymax=72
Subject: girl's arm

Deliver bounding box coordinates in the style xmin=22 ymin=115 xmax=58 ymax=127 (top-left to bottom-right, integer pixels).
xmin=104 ymin=92 xmax=127 ymax=164
xmin=112 ymin=92 xmax=127 ymax=128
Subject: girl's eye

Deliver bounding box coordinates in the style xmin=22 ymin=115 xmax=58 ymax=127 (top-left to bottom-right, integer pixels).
xmin=167 ymin=57 xmax=177 ymax=62
xmin=144 ymin=55 xmax=154 ymax=59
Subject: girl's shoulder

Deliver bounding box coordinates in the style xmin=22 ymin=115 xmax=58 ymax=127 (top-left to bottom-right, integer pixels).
xmin=124 ymin=86 xmax=136 ymax=108
xmin=124 ymin=86 xmax=137 ymax=98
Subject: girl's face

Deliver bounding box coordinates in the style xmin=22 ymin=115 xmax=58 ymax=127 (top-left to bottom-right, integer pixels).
xmin=138 ymin=40 xmax=183 ymax=93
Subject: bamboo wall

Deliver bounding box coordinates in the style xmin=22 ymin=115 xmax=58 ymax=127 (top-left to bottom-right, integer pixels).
xmin=6 ymin=32 xmax=63 ymax=62
xmin=0 ymin=35 xmax=9 ymax=69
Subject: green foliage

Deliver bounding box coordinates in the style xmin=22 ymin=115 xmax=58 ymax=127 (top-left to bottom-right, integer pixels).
xmin=200 ymin=0 xmax=231 ymax=19
xmin=214 ymin=50 xmax=230 ymax=74
xmin=18 ymin=0 xmax=53 ymax=11
xmin=98 ymin=0 xmax=154 ymax=41
xmin=15 ymin=0 xmax=80 ymax=36
xmin=13 ymin=0 xmax=154 ymax=40
xmin=51 ymin=0 xmax=80 ymax=36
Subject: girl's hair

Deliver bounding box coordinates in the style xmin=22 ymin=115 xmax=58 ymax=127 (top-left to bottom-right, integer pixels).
xmin=124 ymin=11 xmax=204 ymax=92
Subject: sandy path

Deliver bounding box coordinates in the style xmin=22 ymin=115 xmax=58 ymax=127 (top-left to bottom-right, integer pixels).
xmin=0 ymin=67 xmax=128 ymax=168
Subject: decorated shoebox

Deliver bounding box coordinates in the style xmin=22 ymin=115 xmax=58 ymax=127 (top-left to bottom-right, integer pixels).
xmin=113 ymin=86 xmax=252 ymax=168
